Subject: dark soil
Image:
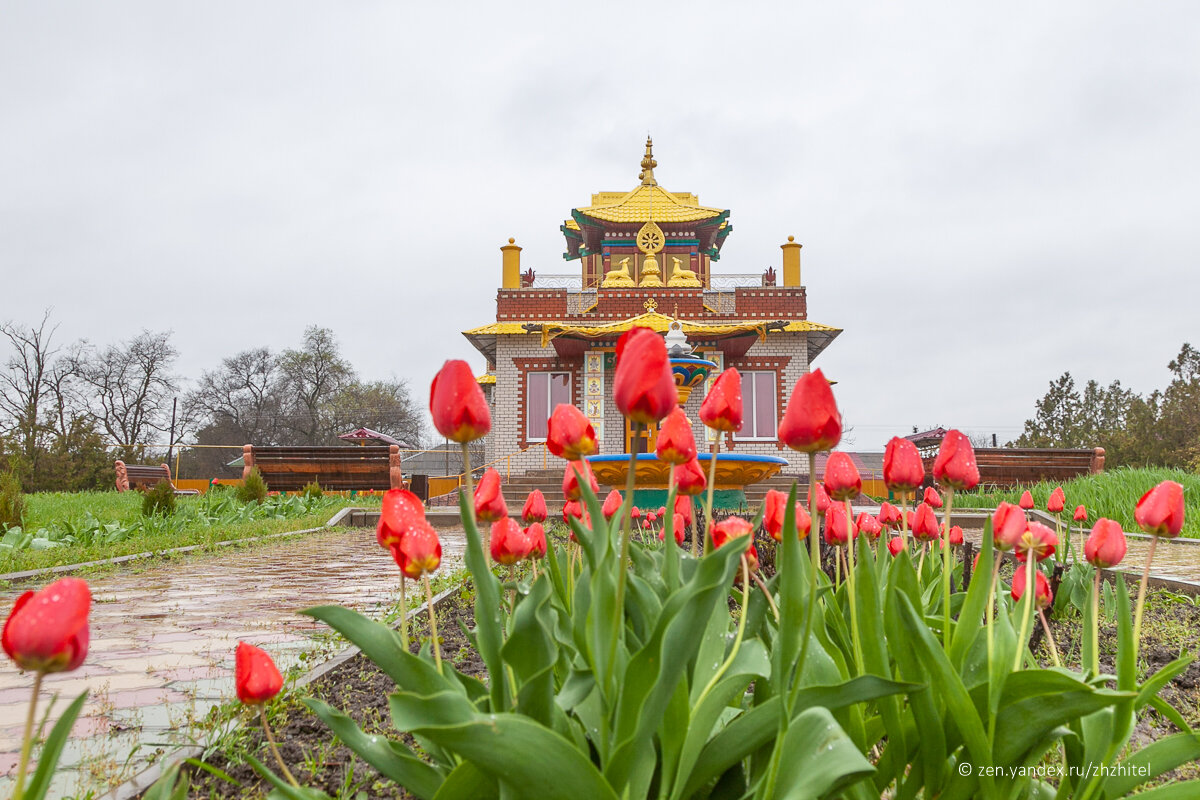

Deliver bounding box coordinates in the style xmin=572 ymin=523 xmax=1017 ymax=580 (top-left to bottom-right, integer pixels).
xmin=171 ymin=587 xmax=483 ymax=799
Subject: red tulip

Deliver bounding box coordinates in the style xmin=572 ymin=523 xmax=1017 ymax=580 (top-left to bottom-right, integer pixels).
xmin=878 ymin=501 xmax=901 ymax=528
xmin=474 ymin=468 xmax=508 ymax=523
xmin=602 ymin=489 xmax=624 ymax=520
xmin=613 ymin=327 xmax=678 ymax=424
xmin=490 ymin=518 xmax=532 ymax=565
xmin=430 ymin=360 xmax=491 ymax=443
xmin=647 ymin=511 xmax=658 ymax=523
xmin=1047 ymin=486 xmax=1065 ymax=514
xmin=631 ymin=506 xmax=642 ymax=519
xmin=905 ymin=509 xmax=915 ymax=529
xmin=823 ymin=503 xmax=858 ymax=546
xmin=794 ymin=505 xmax=813 ymax=540
xmin=526 ymin=522 xmax=547 ymax=559
xmin=562 ymin=499 xmax=588 ymax=527
xmin=1135 ymin=480 xmax=1185 ymax=538
xmin=809 ymin=482 xmax=831 ymax=514
xmin=763 ymin=489 xmax=787 ymax=540
xmin=522 ymin=490 xmax=547 ymax=525
xmin=887 ymin=536 xmax=906 ymax=557
xmin=932 ymin=430 xmax=979 ymax=491
xmin=699 ymin=368 xmax=743 ymax=433
xmin=642 ymin=518 xmax=652 ymax=530
xmin=911 ymin=503 xmax=941 ymax=542
xmin=1073 ymin=504 xmax=1088 ymax=522
xmin=2 ymin=577 xmax=91 ymax=674
xmin=235 ymin=642 xmax=283 ymax=705
xmin=779 ymin=369 xmax=841 ymax=452
xmin=675 ymin=457 xmax=707 ymax=496
xmin=1084 ymin=518 xmax=1126 ymax=568
xmin=1014 ymin=522 xmax=1057 ymax=563
xmin=992 ymin=502 xmax=1027 ymax=551
xmin=948 ymin=525 xmax=964 ymax=547
xmin=824 ymin=452 xmax=861 ymax=501
xmin=546 ymin=404 xmax=598 ymax=461
xmin=655 ymin=407 xmax=697 ymax=465
xmin=712 ymin=516 xmax=758 ymax=569
xmin=662 ymin=513 xmax=686 ymax=545
xmin=883 ymin=437 xmax=924 ymax=491
xmin=392 ymin=521 xmax=442 ymax=578
xmin=674 ymin=495 xmax=693 ymax=526
xmin=923 ymin=486 xmax=943 ymax=509
xmin=856 ymin=512 xmax=883 ymax=541
xmin=1011 ymin=565 xmax=1053 ymax=609
xmin=658 ymin=506 xmax=666 ymax=516
xmin=378 ymin=489 xmax=426 ymax=548
xmin=562 ymin=460 xmax=599 ymax=502
xmin=1019 ymin=490 xmax=1035 ymax=510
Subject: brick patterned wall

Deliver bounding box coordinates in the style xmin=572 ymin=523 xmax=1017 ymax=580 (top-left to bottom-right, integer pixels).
xmin=497 ymin=289 xmax=568 ymax=320
xmin=731 ymin=287 xmax=807 ymax=319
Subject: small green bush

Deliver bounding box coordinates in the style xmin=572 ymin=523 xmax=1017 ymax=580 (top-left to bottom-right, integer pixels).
xmin=0 ymin=467 xmax=24 ymax=528
xmin=237 ymin=466 xmax=268 ymax=504
xmin=141 ymin=480 xmax=176 ymax=517
xmin=301 ymin=480 xmax=324 ymax=499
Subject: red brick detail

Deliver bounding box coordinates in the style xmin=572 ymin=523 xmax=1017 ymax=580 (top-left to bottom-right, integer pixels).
xmin=513 ymin=357 xmax=579 ymax=450
xmin=497 ymin=289 xmax=568 ymax=320
xmin=724 ymin=356 xmax=791 ymax=450
xmin=732 ymin=287 xmax=807 ymax=319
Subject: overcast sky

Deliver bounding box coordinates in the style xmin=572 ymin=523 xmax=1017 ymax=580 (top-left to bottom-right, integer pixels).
xmin=2 ymin=1 xmax=1198 ymax=451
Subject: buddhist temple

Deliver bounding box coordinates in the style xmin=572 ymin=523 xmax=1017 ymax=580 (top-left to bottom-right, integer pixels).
xmin=464 ymin=139 xmax=841 ymax=477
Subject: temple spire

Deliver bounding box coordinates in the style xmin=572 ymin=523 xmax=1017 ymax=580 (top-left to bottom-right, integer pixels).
xmin=638 ymin=136 xmax=658 ymax=186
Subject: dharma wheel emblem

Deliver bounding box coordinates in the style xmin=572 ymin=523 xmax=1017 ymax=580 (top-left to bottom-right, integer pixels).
xmin=636 ymin=221 xmax=665 ymax=254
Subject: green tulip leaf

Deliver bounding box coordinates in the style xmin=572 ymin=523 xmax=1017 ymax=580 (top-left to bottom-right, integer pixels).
xmin=772 ymin=707 xmax=875 ymax=800
xmin=23 ymin=690 xmax=87 ymax=800
xmin=433 ymin=761 xmax=498 ymax=800
xmin=1102 ymin=732 xmax=1200 ymax=796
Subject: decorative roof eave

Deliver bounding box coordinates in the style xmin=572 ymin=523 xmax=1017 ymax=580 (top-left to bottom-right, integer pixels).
xmin=574 ymin=183 xmax=728 ymax=225
xmin=476 ymin=373 xmax=496 ymax=385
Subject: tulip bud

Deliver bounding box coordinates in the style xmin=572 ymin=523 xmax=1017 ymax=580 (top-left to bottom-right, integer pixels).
xmin=655 ymin=407 xmax=697 ymax=465
xmin=763 ymin=489 xmax=787 ymax=541
xmin=923 ymin=486 xmax=942 ymax=509
xmin=712 ymin=517 xmax=756 ymax=568
xmin=883 ymin=437 xmax=924 ymax=491
xmin=392 ymin=521 xmax=442 ymax=578
xmin=661 ymin=514 xmax=686 ymax=546
xmin=491 ymin=518 xmax=532 ymax=565
xmin=380 ymin=489 xmax=426 ymax=540
xmin=562 ymin=460 xmax=599 ymax=502
xmin=1019 ymin=490 xmax=1034 ymax=510
xmin=562 ymin=499 xmax=588 ymax=527
xmin=674 ymin=495 xmax=693 ymax=526
xmin=1015 ymin=522 xmax=1057 ymax=563
xmin=992 ymin=501 xmax=1027 ymax=551
xmin=1073 ymin=504 xmax=1088 ymax=522
xmin=856 ymin=512 xmax=883 ymax=541
xmin=2 ymin=577 xmax=91 ymax=674
xmin=602 ymin=489 xmax=623 ymax=520
xmin=878 ymin=501 xmax=901 ymax=528
xmin=613 ymin=327 xmax=678 ymax=424
xmin=824 ymin=452 xmax=861 ymax=501
xmin=779 ymin=369 xmax=842 ymax=452
xmin=932 ymin=430 xmax=980 ymax=491
xmin=911 ymin=503 xmax=941 ymax=542
xmin=647 ymin=511 xmax=658 ymax=523
xmin=473 ymin=468 xmax=508 ymax=523
xmin=1047 ymin=486 xmax=1065 ymax=514
xmin=1084 ymin=518 xmax=1126 ymax=568
xmin=235 ymin=642 xmax=283 ymax=705
xmin=430 ymin=360 xmax=491 ymax=443
xmin=887 ymin=536 xmax=905 ymax=557
xmin=546 ymin=404 xmax=598 ymax=461
xmin=525 ymin=522 xmax=547 ymax=559
xmin=699 ymin=368 xmax=743 ymax=433
xmin=809 ymin=483 xmax=831 ymax=514
xmin=675 ymin=458 xmax=707 ymax=496
xmin=948 ymin=525 xmax=964 ymax=547
xmin=631 ymin=506 xmax=642 ymax=519
xmin=823 ymin=503 xmax=858 ymax=547
xmin=1135 ymin=480 xmax=1185 ymax=538
xmin=642 ymin=518 xmax=652 ymax=529
xmin=521 ymin=490 xmax=548 ymax=525
xmin=1011 ymin=566 xmax=1053 ymax=609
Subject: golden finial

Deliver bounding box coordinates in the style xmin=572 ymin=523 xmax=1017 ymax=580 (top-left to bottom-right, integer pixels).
xmin=639 ymin=136 xmax=657 ymax=186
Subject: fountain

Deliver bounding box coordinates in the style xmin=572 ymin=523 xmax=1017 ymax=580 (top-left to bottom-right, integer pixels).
xmin=586 ymin=320 xmax=788 ymax=509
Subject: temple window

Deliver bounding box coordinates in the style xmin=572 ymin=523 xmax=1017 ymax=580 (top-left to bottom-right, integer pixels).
xmin=526 ymin=371 xmax=571 ymax=441
xmin=735 ymin=371 xmax=777 ymax=440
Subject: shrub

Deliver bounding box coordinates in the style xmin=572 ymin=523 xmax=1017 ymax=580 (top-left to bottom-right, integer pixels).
xmin=237 ymin=466 xmax=268 ymax=504
xmin=300 ymin=480 xmax=324 ymax=499
xmin=0 ymin=466 xmax=24 ymax=528
xmin=141 ymin=480 xmax=176 ymax=517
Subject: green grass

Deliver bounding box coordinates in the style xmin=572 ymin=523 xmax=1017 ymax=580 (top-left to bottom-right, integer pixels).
xmin=951 ymin=466 xmax=1200 ymax=537
xmin=0 ymin=490 xmax=354 ymax=574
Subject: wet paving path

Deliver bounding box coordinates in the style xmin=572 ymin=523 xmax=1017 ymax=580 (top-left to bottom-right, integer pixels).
xmin=0 ymin=527 xmax=466 ymax=798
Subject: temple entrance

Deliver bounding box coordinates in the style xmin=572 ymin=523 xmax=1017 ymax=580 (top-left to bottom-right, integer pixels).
xmin=625 ymin=419 xmax=658 ymax=454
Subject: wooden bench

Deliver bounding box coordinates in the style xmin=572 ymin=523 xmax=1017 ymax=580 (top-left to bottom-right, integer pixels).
xmin=922 ymin=447 xmax=1105 ymax=489
xmin=114 ymin=461 xmax=199 ymax=495
xmin=241 ymin=444 xmax=403 ymax=492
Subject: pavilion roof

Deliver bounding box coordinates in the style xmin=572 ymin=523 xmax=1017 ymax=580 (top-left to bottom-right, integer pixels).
xmin=573 ymin=183 xmax=726 ymax=225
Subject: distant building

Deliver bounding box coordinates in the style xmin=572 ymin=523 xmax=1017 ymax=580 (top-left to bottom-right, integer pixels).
xmin=463 ymin=139 xmax=841 ymax=475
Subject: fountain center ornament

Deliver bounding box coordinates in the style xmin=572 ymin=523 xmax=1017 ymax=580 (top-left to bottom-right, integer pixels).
xmin=665 ymin=320 xmax=717 ymax=403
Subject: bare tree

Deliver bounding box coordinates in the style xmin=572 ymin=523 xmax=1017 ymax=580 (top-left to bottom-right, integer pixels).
xmin=76 ymin=330 xmax=179 ymax=461
xmin=326 ymin=379 xmax=425 ymax=447
xmin=0 ymin=310 xmax=61 ymax=470
xmin=186 ymin=347 xmax=285 ymax=444
xmin=278 ymin=326 xmax=354 ymax=444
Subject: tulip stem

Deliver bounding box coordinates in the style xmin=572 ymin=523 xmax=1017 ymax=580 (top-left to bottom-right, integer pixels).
xmin=834 ymin=546 xmax=841 ymax=589
xmin=942 ymin=487 xmax=956 ymax=649
xmin=613 ymin=424 xmax=640 ymax=671
xmin=460 ymin=444 xmax=481 ymax=550
xmin=1092 ymin=567 xmax=1102 ymax=675
xmin=398 ymin=575 xmax=408 ymax=650
xmin=12 ymin=670 xmax=43 ymax=800
xmin=696 ymin=555 xmax=750 ymax=708
xmin=899 ymin=491 xmax=909 ymax=549
xmin=917 ymin=543 xmax=927 ymax=578
xmin=703 ymin=438 xmax=721 ymax=555
xmin=844 ymin=498 xmax=862 ymax=673
xmin=1013 ymin=555 xmax=1037 ymax=671
xmin=986 ymin=556 xmax=1002 ymax=670
xmin=1132 ymin=536 xmax=1158 ymax=662
xmin=752 ymin=571 xmax=781 ymax=622
xmin=424 ymin=574 xmax=442 ymax=675
xmin=260 ymin=705 xmax=299 ymax=787
xmin=1039 ymin=608 xmax=1062 ymax=667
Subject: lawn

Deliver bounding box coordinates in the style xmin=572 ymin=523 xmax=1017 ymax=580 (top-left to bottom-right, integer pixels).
xmin=951 ymin=466 xmax=1200 ymax=537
